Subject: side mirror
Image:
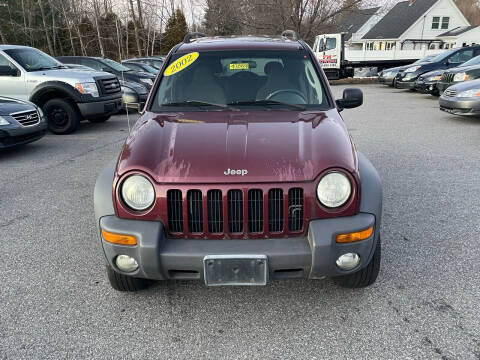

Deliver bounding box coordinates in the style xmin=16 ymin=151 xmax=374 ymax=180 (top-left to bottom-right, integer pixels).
xmin=0 ymin=66 xmax=19 ymax=77
xmin=336 ymin=88 xmax=363 ymax=111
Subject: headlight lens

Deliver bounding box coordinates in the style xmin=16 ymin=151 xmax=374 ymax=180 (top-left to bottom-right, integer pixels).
xmin=75 ymin=82 xmax=99 ymax=97
xmin=457 ymin=88 xmax=480 ymax=98
xmin=121 ymin=174 xmax=155 ymax=211
xmin=405 ymin=66 xmax=421 ymax=73
xmin=0 ymin=116 xmax=9 ymax=126
xmin=427 ymin=75 xmax=442 ymax=81
xmin=121 ymin=86 xmax=136 ymax=94
xmin=139 ymin=78 xmax=153 ymax=86
xmin=316 ymin=172 xmax=352 ymax=208
xmin=453 ymin=72 xmax=469 ymax=82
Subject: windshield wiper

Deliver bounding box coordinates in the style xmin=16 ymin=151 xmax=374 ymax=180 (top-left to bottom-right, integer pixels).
xmin=31 ymin=66 xmax=54 ymax=71
xmin=161 ymin=101 xmax=234 ymax=110
xmin=228 ymin=99 xmax=306 ymax=110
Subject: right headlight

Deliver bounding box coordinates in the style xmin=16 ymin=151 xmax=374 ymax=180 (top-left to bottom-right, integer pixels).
xmin=0 ymin=116 xmax=9 ymax=126
xmin=457 ymin=88 xmax=480 ymax=98
xmin=316 ymin=172 xmax=352 ymax=208
xmin=75 ymin=82 xmax=99 ymax=97
xmin=121 ymin=174 xmax=155 ymax=211
xmin=405 ymin=66 xmax=421 ymax=73
xmin=453 ymin=72 xmax=469 ymax=82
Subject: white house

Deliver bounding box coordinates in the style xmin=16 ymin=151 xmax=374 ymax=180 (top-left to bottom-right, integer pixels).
xmin=343 ymin=0 xmax=480 ymax=52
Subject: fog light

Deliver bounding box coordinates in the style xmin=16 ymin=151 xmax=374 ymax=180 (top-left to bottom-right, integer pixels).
xmin=336 ymin=253 xmax=360 ymax=271
xmin=115 ymin=255 xmax=139 ymax=272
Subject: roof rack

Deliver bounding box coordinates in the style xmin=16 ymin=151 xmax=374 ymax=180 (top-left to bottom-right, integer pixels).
xmin=183 ymin=32 xmax=207 ymax=43
xmin=281 ymin=30 xmax=301 ymax=41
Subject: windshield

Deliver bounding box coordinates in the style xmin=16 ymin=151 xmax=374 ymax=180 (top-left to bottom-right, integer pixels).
xmin=429 ymin=50 xmax=455 ymax=63
xmin=4 ymin=48 xmax=64 ymax=71
xmin=459 ymin=55 xmax=480 ymax=67
xmin=100 ymin=58 xmax=131 ymax=72
xmin=153 ymin=50 xmax=329 ymax=112
xmin=150 ymin=60 xmax=164 ymax=69
xmin=139 ymin=63 xmax=158 ymax=74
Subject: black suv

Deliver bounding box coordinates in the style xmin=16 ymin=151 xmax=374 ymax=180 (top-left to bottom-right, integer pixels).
xmin=57 ymin=57 xmax=156 ymax=90
xmin=395 ymin=46 xmax=480 ymax=90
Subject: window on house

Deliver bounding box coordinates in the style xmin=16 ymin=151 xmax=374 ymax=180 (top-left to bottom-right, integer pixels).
xmin=432 ymin=17 xmax=440 ymax=29
xmin=441 ymin=17 xmax=449 ymax=29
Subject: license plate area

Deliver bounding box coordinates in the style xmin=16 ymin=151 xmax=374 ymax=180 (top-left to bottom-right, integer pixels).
xmin=203 ymin=255 xmax=268 ymax=286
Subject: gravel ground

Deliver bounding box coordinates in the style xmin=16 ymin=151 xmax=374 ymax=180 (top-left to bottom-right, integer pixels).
xmin=1 ymin=85 xmax=479 ymax=359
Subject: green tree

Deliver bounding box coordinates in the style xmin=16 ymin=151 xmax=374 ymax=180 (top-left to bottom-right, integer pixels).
xmin=160 ymin=9 xmax=188 ymax=54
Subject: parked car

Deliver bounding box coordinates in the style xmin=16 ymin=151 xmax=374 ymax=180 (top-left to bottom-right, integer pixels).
xmin=395 ymin=46 xmax=480 ymax=90
xmin=119 ymin=80 xmax=149 ymax=111
xmin=121 ymin=61 xmax=158 ymax=75
xmin=0 ymin=45 xmax=122 ymax=134
xmin=414 ymin=69 xmax=445 ymax=96
xmin=0 ymin=96 xmax=47 ymax=148
xmin=124 ymin=56 xmax=165 ymax=70
xmin=94 ymin=32 xmax=383 ymax=292
xmin=437 ymin=55 xmax=480 ymax=94
xmin=57 ymin=56 xmax=156 ymax=90
xmin=378 ymin=54 xmax=436 ymax=86
xmin=439 ymin=78 xmax=480 ymax=116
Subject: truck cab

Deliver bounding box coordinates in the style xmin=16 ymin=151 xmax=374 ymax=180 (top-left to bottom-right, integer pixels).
xmin=313 ymin=33 xmax=348 ymax=79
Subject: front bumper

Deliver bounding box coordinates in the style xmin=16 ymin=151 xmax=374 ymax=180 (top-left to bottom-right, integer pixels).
xmin=77 ymin=95 xmax=122 ymax=118
xmin=395 ymin=79 xmax=416 ymax=89
xmin=439 ymin=96 xmax=480 ymax=116
xmin=414 ymin=81 xmax=438 ymax=94
xmin=0 ymin=121 xmax=47 ymax=148
xmin=379 ymin=76 xmax=394 ymax=86
xmin=99 ymin=213 xmax=378 ymax=283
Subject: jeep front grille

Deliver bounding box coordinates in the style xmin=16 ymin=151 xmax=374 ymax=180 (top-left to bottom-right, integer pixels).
xmin=441 ymin=72 xmax=455 ymax=83
xmin=11 ymin=110 xmax=40 ymax=126
xmin=165 ymin=187 xmax=305 ymax=238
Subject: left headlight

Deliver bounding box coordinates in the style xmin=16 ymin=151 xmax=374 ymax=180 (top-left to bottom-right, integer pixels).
xmin=453 ymin=72 xmax=469 ymax=82
xmin=0 ymin=116 xmax=9 ymax=126
xmin=457 ymin=88 xmax=480 ymax=98
xmin=427 ymin=75 xmax=442 ymax=82
xmin=139 ymin=78 xmax=153 ymax=86
xmin=121 ymin=174 xmax=155 ymax=211
xmin=316 ymin=172 xmax=352 ymax=208
xmin=75 ymin=82 xmax=99 ymax=97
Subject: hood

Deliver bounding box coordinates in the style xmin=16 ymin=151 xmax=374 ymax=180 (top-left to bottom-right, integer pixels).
xmin=421 ymin=69 xmax=444 ymax=78
xmin=117 ymin=110 xmax=357 ymax=184
xmin=27 ymin=68 xmax=113 ymax=82
xmin=448 ymin=78 xmax=480 ymax=92
xmin=0 ymin=97 xmax=35 ymax=115
xmin=445 ymin=64 xmax=480 ymax=74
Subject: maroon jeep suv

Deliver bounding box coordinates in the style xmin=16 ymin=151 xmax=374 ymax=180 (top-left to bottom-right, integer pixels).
xmin=94 ymin=32 xmax=382 ymax=291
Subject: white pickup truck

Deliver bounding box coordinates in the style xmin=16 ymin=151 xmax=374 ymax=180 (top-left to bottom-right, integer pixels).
xmin=0 ymin=45 xmax=122 ymax=134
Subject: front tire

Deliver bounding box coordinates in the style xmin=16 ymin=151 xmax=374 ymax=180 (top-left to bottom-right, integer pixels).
xmin=43 ymin=98 xmax=80 ymax=134
xmin=106 ymin=265 xmax=154 ymax=292
xmin=334 ymin=237 xmax=381 ymax=288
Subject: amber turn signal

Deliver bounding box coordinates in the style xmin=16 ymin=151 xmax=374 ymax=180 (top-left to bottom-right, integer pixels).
xmin=336 ymin=226 xmax=373 ymax=243
xmin=101 ymin=229 xmax=137 ymax=246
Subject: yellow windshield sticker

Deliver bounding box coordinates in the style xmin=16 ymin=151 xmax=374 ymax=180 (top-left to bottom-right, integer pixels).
xmin=164 ymin=52 xmax=199 ymax=76
xmin=229 ymin=63 xmax=249 ymax=70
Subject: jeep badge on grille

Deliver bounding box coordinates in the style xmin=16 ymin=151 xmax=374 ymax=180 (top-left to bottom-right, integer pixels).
xmin=224 ymin=168 xmax=248 ymax=176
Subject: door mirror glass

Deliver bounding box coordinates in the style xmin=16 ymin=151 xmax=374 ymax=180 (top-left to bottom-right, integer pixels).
xmin=336 ymin=88 xmax=363 ymax=111
xmin=0 ymin=65 xmax=19 ymax=77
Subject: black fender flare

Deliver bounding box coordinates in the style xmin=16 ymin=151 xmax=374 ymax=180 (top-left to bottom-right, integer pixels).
xmin=357 ymin=151 xmax=383 ymax=235
xmin=94 ymin=159 xmax=117 ymax=229
xmin=29 ymin=81 xmax=82 ymax=105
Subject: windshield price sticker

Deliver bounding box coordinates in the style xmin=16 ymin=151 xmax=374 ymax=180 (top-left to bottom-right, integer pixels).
xmin=164 ymin=52 xmax=199 ymax=76
xmin=229 ymin=63 xmax=249 ymax=70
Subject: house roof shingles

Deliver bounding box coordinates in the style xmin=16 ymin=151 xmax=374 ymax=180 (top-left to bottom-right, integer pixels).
xmin=362 ymin=0 xmax=438 ymax=40
xmin=334 ymin=7 xmax=380 ymax=40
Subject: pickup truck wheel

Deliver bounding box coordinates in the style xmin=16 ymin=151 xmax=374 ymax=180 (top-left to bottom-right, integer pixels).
xmin=106 ymin=265 xmax=153 ymax=292
xmin=43 ymin=98 xmax=80 ymax=134
xmin=334 ymin=237 xmax=381 ymax=288
xmin=88 ymin=115 xmax=111 ymax=123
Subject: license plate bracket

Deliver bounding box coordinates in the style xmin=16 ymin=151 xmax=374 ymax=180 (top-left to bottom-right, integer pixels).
xmin=203 ymin=255 xmax=268 ymax=286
